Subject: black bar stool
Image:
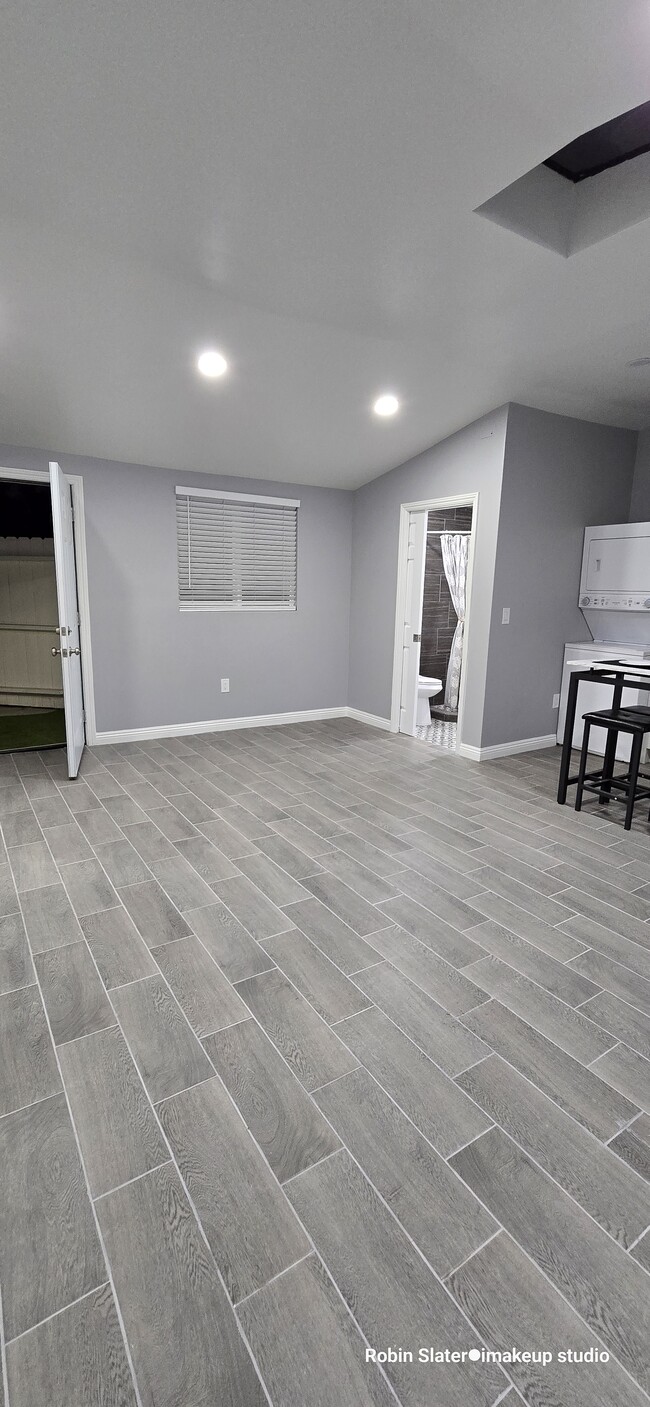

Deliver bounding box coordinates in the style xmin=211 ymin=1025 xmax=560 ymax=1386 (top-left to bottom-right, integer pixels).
xmin=575 ymin=707 xmax=650 ymax=830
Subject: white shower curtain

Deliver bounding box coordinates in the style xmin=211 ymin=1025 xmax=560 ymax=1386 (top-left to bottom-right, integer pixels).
xmin=441 ymin=532 xmax=469 ymax=712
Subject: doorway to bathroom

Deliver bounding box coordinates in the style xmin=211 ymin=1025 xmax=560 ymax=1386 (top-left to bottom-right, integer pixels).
xmin=390 ymin=494 xmax=477 ymax=752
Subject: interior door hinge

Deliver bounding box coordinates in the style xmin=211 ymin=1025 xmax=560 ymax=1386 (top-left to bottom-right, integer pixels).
xmin=412 ymin=633 xmax=421 ymax=642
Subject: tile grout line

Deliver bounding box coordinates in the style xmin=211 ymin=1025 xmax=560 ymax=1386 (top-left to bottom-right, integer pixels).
xmin=490 ymin=1383 xmax=517 ymax=1407
xmin=105 ymin=973 xmax=162 ymax=993
xmin=549 ymin=873 xmax=650 ymax=926
xmin=281 ymin=1147 xmax=345 ymax=1187
xmin=93 ymin=1162 xmax=174 ymax=1203
xmin=452 ymin=1052 xmax=493 ymax=1080
xmin=606 ymin=1110 xmax=648 ymax=1143
xmin=576 ymin=990 xmax=650 ymax=1046
xmin=4 ymin=1282 xmax=111 ymax=1348
xmin=0 ymin=976 xmax=38 ymax=1000
xmin=332 ymin=993 xmax=495 ymax=1092
xmin=0 ymin=1281 xmax=9 ymax=1407
xmin=56 ymin=1021 xmax=119 ymax=1050
xmin=442 ymin=1228 xmax=504 ymax=1284
xmin=444 ymin=1125 xmax=497 ymax=1163
xmin=152 ymin=1073 xmax=221 ymax=1108
xmin=626 ymin=1225 xmax=650 ymax=1256
xmin=456 ymin=995 xmax=492 ymax=1015
xmin=563 ymin=949 xmax=650 ymax=1013
xmin=345 ymin=959 xmax=385 ymax=976
xmin=455 ymin=1105 xmax=650 ymax=1256
xmin=572 ymin=988 xmax=604 ymax=1009
xmin=233 ymin=1251 xmax=316 ymax=1309
xmin=277 ymin=903 xmax=491 ymax=1035
xmin=194 ymin=1013 xmax=255 ymax=1041
xmin=0 ymin=1088 xmax=62 ymax=1125
xmin=450 ymin=1029 xmax=650 ymax=1197
xmin=587 ymin=1042 xmax=622 ymax=1067
xmin=456 ymin=966 xmax=636 ymax=1053
xmin=309 ymin=1065 xmax=363 ymax=1094
xmin=330 ymin=1003 xmax=375 ymax=1026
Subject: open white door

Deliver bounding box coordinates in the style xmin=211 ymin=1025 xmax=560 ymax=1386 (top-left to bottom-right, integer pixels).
xmin=398 ymin=510 xmax=427 ymax=735
xmin=49 ymin=462 xmax=85 ymax=777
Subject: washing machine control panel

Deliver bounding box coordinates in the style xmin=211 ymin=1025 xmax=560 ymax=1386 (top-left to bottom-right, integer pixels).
xmin=580 ymin=594 xmax=650 ymax=609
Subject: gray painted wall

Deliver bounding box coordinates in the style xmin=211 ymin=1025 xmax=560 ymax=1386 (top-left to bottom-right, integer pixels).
xmin=0 ymin=446 xmax=353 ymax=733
xmin=630 ymin=429 xmax=650 ymax=521
xmin=348 ymin=406 xmax=509 ymax=748
xmin=480 ymin=404 xmax=637 ymax=748
xmin=2 ymin=403 xmax=640 ymax=750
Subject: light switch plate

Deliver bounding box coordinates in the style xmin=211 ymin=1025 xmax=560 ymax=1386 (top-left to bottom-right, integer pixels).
xmin=221 ymin=678 xmax=230 ymax=692
xmin=552 ymin=693 xmax=560 ymax=708
xmin=501 ymin=607 xmax=510 ymax=624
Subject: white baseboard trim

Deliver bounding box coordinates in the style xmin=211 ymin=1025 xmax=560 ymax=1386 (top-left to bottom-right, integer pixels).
xmin=93 ymin=706 xmax=350 ymax=746
xmin=346 ymin=708 xmax=392 ymax=731
xmin=458 ymin=733 xmax=557 ymax=762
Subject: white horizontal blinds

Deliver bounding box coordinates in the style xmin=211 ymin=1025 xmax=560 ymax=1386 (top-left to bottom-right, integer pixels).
xmin=176 ymin=489 xmax=298 ymax=608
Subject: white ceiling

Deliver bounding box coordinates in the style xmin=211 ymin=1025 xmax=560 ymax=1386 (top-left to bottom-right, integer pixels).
xmin=2 ymin=0 xmax=650 ymax=488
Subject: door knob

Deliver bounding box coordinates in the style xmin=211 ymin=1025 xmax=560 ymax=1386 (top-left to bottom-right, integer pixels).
xmin=51 ymin=647 xmax=62 ymax=656
xmin=69 ymin=647 xmax=81 ymax=655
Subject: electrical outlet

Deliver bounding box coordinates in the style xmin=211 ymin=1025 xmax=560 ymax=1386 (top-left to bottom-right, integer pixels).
xmin=501 ymin=607 xmax=510 ymax=624
xmin=552 ymin=693 xmax=560 ymax=708
xmin=221 ymin=678 xmax=230 ymax=693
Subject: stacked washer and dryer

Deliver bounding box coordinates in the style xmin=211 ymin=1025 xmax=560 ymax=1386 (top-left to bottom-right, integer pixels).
xmin=557 ymin=521 xmax=650 ymax=761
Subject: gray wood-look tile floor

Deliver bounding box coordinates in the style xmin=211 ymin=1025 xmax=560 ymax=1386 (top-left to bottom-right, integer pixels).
xmin=1 ymin=721 xmax=649 ymax=1407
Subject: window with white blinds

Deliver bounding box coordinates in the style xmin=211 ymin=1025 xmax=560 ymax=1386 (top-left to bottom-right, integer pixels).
xmin=175 ymin=486 xmax=299 ymax=610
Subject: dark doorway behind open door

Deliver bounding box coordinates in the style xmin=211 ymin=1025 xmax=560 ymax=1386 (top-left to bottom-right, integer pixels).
xmin=49 ymin=462 xmax=85 ymax=777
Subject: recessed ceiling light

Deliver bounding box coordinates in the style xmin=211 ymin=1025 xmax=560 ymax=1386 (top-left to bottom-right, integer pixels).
xmin=197 ymin=348 xmax=228 ymax=378
xmin=373 ymin=393 xmax=400 ymax=417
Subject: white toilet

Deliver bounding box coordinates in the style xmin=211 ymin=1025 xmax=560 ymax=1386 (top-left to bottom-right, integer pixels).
xmin=417 ymin=676 xmax=443 ymax=727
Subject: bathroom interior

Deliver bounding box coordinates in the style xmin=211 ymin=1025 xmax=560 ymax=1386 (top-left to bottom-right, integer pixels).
xmin=417 ymin=503 xmax=473 ymax=750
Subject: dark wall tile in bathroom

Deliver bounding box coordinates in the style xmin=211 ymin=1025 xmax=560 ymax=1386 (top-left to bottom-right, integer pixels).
xmin=419 ymin=507 xmax=473 ymax=705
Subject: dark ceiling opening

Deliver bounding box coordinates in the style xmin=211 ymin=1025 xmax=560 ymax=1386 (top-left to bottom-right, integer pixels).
xmin=0 ymin=481 xmax=53 ymax=538
xmin=545 ymin=99 xmax=650 ymax=183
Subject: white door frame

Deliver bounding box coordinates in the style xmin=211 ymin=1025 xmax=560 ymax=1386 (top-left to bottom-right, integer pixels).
xmin=390 ymin=492 xmax=479 ymax=750
xmin=0 ymin=466 xmax=97 ymax=745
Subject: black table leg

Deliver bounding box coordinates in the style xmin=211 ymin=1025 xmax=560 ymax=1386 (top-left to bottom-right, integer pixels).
xmin=599 ymin=680 xmax=623 ymax=804
xmin=557 ymin=671 xmax=580 ymax=804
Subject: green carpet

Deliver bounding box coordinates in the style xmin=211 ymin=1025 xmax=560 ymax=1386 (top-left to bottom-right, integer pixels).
xmin=0 ymin=709 xmax=66 ymax=752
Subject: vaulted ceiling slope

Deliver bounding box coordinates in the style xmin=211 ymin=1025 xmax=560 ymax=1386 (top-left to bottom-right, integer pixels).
xmin=2 ymin=0 xmax=650 ymax=487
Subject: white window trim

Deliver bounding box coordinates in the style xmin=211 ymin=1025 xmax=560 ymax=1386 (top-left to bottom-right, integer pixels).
xmin=175 ymin=485 xmax=300 ymax=508
xmin=178 ymin=603 xmax=296 ymax=612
